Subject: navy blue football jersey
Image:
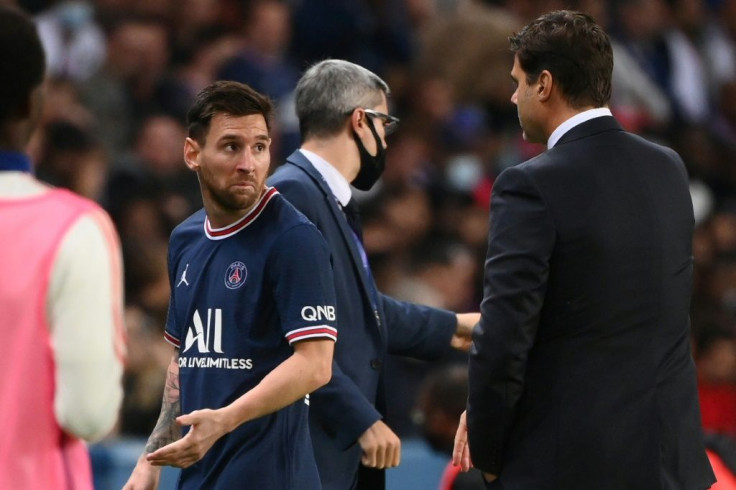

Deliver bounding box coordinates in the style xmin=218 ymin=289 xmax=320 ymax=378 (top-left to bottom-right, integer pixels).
xmin=164 ymin=187 xmax=337 ymax=489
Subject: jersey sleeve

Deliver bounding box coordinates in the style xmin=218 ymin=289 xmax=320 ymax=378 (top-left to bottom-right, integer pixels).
xmin=163 ymin=242 xmax=181 ymax=348
xmin=268 ymin=223 xmax=338 ymax=345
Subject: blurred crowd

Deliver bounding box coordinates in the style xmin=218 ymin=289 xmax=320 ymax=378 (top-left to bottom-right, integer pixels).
xmin=12 ymin=0 xmax=736 ymax=447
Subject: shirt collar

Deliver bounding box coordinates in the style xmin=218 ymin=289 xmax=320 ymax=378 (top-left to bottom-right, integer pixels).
xmin=299 ymin=148 xmax=352 ymax=207
xmin=204 ymin=187 xmax=278 ymax=240
xmin=0 ymin=151 xmax=32 ymax=172
xmin=547 ymin=107 xmax=613 ymax=149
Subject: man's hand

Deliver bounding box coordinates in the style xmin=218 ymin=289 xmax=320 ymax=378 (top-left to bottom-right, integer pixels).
xmin=453 ymin=411 xmax=498 ymax=482
xmin=452 ymin=410 xmax=472 ymax=471
xmin=146 ymin=409 xmax=232 ymax=469
xmin=122 ymin=454 xmax=162 ymax=490
xmin=452 ymin=312 xmax=480 ymax=351
xmin=358 ymin=419 xmax=401 ymax=469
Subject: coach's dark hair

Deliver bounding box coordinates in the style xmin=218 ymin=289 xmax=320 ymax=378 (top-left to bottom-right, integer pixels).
xmin=187 ymin=81 xmax=273 ymax=145
xmin=0 ymin=5 xmax=46 ymax=124
xmin=509 ymin=10 xmax=613 ymax=108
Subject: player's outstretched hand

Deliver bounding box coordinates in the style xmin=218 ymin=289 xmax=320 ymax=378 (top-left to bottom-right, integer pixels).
xmin=122 ymin=454 xmax=162 ymax=490
xmin=358 ymin=419 xmax=401 ymax=469
xmin=146 ymin=409 xmax=230 ymax=469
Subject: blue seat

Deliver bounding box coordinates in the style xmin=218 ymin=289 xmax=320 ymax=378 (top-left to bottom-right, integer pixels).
xmin=386 ymin=438 xmax=448 ymax=490
xmin=90 ymin=438 xmax=180 ymax=489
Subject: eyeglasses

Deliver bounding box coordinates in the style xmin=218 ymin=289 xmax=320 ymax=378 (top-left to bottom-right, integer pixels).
xmin=363 ymin=109 xmax=400 ymax=135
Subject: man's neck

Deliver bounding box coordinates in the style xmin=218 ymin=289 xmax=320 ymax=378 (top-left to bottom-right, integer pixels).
xmin=544 ymin=104 xmax=594 ymax=140
xmin=0 ymin=124 xmax=32 ymax=153
xmin=204 ymin=187 xmax=266 ymax=229
xmin=301 ymin=137 xmax=358 ymax=183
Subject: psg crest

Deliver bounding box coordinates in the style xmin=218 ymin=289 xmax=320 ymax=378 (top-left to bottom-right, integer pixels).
xmin=225 ymin=261 xmax=247 ymax=289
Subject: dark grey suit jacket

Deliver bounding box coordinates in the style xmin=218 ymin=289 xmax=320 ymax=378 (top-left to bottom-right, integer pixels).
xmin=468 ymin=116 xmax=715 ymax=489
xmin=269 ymin=150 xmax=457 ymax=490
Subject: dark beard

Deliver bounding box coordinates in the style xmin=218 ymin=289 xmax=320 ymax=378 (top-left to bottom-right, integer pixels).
xmin=200 ymin=173 xmax=263 ymax=214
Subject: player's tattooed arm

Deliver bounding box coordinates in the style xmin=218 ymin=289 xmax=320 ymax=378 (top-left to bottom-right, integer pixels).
xmin=122 ymin=350 xmax=180 ymax=489
xmin=145 ymin=349 xmax=182 ymax=454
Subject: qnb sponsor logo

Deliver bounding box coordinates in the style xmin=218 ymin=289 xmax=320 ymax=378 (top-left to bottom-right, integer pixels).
xmin=184 ymin=308 xmax=224 ymax=354
xmin=301 ymin=305 xmax=336 ymax=322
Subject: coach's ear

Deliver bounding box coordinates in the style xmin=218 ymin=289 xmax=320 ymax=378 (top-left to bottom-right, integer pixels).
xmin=537 ymin=69 xmax=553 ymax=103
xmin=183 ymin=137 xmax=201 ymax=172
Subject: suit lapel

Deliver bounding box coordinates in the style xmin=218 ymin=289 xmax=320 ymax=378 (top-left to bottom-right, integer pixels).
xmin=284 ymin=151 xmax=378 ymax=307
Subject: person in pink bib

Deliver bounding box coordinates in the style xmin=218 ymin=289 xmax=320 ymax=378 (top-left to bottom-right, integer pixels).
xmin=0 ymin=5 xmax=126 ymax=489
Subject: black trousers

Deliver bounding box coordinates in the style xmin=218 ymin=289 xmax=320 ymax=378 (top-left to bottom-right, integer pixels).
xmin=356 ymin=466 xmax=385 ymax=490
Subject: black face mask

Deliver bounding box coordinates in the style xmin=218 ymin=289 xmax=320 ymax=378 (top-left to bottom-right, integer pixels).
xmin=351 ymin=116 xmax=386 ymax=191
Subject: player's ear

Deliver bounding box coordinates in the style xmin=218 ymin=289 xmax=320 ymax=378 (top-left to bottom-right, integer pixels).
xmin=183 ymin=137 xmax=201 ymax=171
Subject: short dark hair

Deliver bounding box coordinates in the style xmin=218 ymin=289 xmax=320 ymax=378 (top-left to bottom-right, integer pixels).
xmin=0 ymin=5 xmax=46 ymax=123
xmin=186 ymin=80 xmax=273 ymax=145
xmin=509 ymin=10 xmax=613 ymax=108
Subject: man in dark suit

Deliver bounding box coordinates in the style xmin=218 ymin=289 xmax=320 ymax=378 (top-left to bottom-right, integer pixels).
xmin=453 ymin=10 xmax=716 ymax=490
xmin=268 ymin=59 xmax=478 ymax=490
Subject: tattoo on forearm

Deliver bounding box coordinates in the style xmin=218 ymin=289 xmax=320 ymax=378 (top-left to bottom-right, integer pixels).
xmin=145 ymin=351 xmax=181 ymax=453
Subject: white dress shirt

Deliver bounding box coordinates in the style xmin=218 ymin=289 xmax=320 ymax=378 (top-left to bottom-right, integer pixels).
xmin=299 ymin=149 xmax=352 ymax=207
xmin=547 ymin=107 xmax=613 ymax=149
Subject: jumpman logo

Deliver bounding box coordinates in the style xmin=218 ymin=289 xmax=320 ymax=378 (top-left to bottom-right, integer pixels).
xmin=177 ymin=264 xmax=190 ymax=287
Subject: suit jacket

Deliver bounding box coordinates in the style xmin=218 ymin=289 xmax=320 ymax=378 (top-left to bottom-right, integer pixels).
xmin=467 ymin=116 xmax=715 ymax=490
xmin=268 ymin=150 xmax=457 ymax=490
